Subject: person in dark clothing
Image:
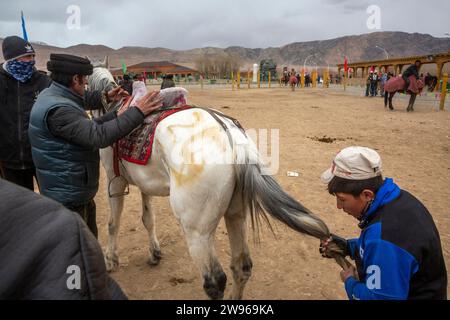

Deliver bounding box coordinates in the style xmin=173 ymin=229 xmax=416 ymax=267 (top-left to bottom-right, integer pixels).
xmin=29 ymin=53 xmax=162 ymax=238
xmin=121 ymin=74 xmax=133 ymax=95
xmin=0 ymin=178 xmax=127 ymax=300
xmin=365 ymin=72 xmax=373 ymax=97
xmin=0 ymin=36 xmax=52 ymax=190
xmin=161 ymin=74 xmax=175 ymax=89
xmin=383 ymin=72 xmax=394 ymax=107
xmin=319 ymin=147 xmax=447 ymax=300
xmin=370 ymin=71 xmax=378 ymax=96
xmin=402 ymin=60 xmax=421 ymax=92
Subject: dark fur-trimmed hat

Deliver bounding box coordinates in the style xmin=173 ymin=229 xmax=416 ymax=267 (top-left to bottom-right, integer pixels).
xmin=47 ymin=53 xmax=93 ymax=75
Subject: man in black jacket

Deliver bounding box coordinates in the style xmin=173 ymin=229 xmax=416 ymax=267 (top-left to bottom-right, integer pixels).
xmin=161 ymin=74 xmax=175 ymax=89
xmin=121 ymin=74 xmax=133 ymax=95
xmin=402 ymin=60 xmax=421 ymax=92
xmin=0 ymin=178 xmax=127 ymax=300
xmin=0 ymin=36 xmax=52 ymax=190
xmin=29 ymin=53 xmax=162 ymax=237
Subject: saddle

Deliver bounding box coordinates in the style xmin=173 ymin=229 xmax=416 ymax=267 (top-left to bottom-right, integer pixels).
xmin=112 ymin=92 xmax=246 ymax=170
xmin=116 ymin=99 xmax=193 ymax=166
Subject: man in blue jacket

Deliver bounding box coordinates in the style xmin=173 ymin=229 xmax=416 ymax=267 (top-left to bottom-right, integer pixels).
xmin=319 ymin=146 xmax=447 ymax=300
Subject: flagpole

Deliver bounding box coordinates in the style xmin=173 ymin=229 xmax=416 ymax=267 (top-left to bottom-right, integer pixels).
xmin=343 ymin=56 xmax=348 ymax=91
xmin=121 ymin=59 xmax=127 ymax=75
xmin=21 ymin=11 xmax=29 ymax=41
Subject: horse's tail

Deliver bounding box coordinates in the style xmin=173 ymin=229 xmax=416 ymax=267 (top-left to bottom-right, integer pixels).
xmin=233 ymin=143 xmax=330 ymax=240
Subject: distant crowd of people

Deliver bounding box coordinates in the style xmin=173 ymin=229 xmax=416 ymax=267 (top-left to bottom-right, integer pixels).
xmin=114 ymin=73 xmax=175 ymax=95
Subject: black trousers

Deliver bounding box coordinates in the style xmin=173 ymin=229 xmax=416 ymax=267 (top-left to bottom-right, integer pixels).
xmin=0 ymin=166 xmax=36 ymax=191
xmin=66 ymin=200 xmax=98 ymax=238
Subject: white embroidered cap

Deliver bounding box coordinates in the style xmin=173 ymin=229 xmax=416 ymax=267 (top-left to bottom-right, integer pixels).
xmin=321 ymin=146 xmax=382 ymax=183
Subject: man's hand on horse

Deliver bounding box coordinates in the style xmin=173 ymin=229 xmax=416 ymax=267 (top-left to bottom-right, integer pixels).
xmin=134 ymin=90 xmax=163 ymax=116
xmin=107 ymin=86 xmax=129 ymax=103
xmin=319 ymin=233 xmax=350 ymax=258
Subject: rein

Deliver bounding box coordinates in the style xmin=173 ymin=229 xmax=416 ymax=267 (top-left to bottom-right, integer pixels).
xmin=108 ymin=96 xmax=132 ymax=198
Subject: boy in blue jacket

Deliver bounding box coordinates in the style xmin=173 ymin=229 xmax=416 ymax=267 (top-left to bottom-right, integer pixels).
xmin=320 ymin=146 xmax=447 ymax=300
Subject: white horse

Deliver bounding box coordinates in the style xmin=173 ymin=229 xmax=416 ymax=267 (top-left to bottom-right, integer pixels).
xmin=88 ymin=66 xmax=346 ymax=300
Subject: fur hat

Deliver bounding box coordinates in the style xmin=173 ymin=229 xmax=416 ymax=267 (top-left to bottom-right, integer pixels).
xmin=47 ymin=53 xmax=93 ymax=75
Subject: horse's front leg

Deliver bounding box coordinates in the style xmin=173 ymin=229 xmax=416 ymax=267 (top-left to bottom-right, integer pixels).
xmin=407 ymin=94 xmax=417 ymax=112
xmin=105 ymin=177 xmax=127 ymax=272
xmin=141 ymin=193 xmax=161 ymax=266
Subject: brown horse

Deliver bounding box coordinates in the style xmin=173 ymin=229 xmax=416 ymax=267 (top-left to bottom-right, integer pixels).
xmin=280 ymin=72 xmax=290 ymax=86
xmin=384 ymin=75 xmax=424 ymax=112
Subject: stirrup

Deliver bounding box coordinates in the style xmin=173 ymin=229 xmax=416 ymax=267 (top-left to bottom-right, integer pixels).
xmin=108 ymin=176 xmax=130 ymax=198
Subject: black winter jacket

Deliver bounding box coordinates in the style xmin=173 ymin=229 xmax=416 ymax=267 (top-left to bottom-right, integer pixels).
xmin=402 ymin=65 xmax=420 ymax=80
xmin=0 ymin=179 xmax=127 ymax=299
xmin=0 ymin=64 xmax=51 ymax=169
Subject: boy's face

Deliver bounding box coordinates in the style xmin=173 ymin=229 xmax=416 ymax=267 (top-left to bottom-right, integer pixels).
xmin=334 ymin=191 xmax=373 ymax=220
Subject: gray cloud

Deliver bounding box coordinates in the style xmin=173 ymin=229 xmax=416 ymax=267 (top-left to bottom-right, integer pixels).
xmin=0 ymin=0 xmax=447 ymax=50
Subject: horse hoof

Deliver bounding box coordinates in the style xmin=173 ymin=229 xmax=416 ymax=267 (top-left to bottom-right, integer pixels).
xmin=105 ymin=258 xmax=120 ymax=272
xmin=147 ymin=250 xmax=162 ymax=266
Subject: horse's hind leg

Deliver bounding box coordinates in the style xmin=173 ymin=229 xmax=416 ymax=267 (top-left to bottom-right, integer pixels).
xmin=105 ymin=178 xmax=127 ymax=272
xmin=170 ymin=188 xmax=230 ymax=300
xmin=224 ymin=196 xmax=252 ymax=300
xmin=180 ymin=214 xmax=227 ymax=300
xmin=388 ymin=92 xmax=394 ymax=110
xmin=141 ymin=193 xmax=161 ymax=266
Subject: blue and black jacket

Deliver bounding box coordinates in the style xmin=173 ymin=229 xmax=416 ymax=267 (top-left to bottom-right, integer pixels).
xmin=345 ymin=178 xmax=447 ymax=300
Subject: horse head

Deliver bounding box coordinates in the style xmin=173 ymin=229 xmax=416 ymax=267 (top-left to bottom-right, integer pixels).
xmin=88 ymin=66 xmax=120 ymax=112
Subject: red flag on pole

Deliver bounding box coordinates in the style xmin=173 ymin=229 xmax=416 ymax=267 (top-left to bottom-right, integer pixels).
xmin=344 ymin=57 xmax=348 ymax=72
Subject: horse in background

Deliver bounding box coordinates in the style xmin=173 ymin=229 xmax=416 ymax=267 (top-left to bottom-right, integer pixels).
xmin=424 ymin=73 xmax=438 ymax=92
xmin=280 ymin=72 xmax=289 ymax=86
xmin=87 ymin=63 xmax=348 ymax=300
xmin=384 ymin=75 xmax=424 ymax=112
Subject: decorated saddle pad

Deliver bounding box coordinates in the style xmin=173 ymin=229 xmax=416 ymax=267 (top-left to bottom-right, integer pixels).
xmin=117 ymin=87 xmax=191 ymax=165
xmin=384 ymin=75 xmax=424 ymax=94
xmin=289 ymin=75 xmax=298 ymax=84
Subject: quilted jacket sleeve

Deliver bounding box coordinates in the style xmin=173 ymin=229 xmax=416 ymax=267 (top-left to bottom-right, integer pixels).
xmin=0 ymin=179 xmax=127 ymax=300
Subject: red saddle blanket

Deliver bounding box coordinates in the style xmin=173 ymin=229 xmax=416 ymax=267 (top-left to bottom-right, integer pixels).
xmin=384 ymin=75 xmax=424 ymax=94
xmin=289 ymin=75 xmax=298 ymax=84
xmin=117 ymin=104 xmax=193 ymax=165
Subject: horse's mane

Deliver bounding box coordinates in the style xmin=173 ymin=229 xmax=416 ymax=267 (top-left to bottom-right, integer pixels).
xmin=88 ymin=66 xmax=190 ymax=114
xmin=89 ymin=67 xmax=116 ymax=92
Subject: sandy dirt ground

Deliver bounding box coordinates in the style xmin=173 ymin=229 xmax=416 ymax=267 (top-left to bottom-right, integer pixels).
xmin=94 ymin=86 xmax=450 ymax=300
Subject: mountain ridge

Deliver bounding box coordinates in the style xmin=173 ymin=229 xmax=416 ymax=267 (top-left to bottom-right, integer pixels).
xmin=1 ymin=31 xmax=449 ymax=71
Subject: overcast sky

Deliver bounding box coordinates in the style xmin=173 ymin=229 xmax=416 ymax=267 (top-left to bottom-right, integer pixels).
xmin=0 ymin=0 xmax=448 ymax=50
